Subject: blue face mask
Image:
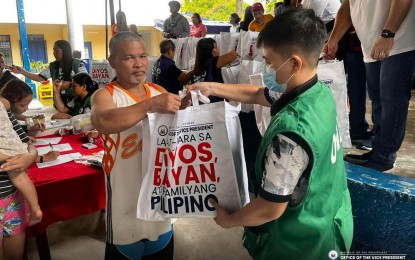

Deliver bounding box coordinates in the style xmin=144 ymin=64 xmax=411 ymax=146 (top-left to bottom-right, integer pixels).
xmin=262 ymin=58 xmax=294 ymax=93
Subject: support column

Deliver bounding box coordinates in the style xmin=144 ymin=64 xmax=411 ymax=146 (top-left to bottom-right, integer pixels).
xmin=65 ymin=0 xmax=85 ymax=58
xmin=236 ymin=0 xmax=242 ymax=17
xmin=15 ymin=0 xmax=37 ymax=98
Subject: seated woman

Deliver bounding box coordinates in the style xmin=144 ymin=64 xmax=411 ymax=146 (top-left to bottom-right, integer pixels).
xmin=191 ymin=38 xmax=238 ymax=102
xmin=52 ymin=73 xmax=99 ymax=119
xmin=8 ymin=40 xmax=87 ymax=107
xmin=190 ymin=13 xmax=207 ymax=38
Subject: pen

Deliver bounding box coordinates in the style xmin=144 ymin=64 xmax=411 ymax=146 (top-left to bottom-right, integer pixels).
xmin=34 ymin=112 xmax=43 ymax=130
xmin=49 ymin=143 xmax=54 ymax=151
xmin=38 ymin=121 xmax=44 ymax=131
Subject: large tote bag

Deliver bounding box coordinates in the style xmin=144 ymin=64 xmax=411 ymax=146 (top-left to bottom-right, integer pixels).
xmin=181 ymin=37 xmax=200 ymax=70
xmin=221 ymin=63 xmax=240 ymax=84
xmin=137 ymin=97 xmax=250 ymax=221
xmin=317 ymin=60 xmax=352 ymax=148
xmin=171 ymin=37 xmax=188 ymax=70
xmin=238 ymin=31 xmax=263 ymax=62
xmin=220 ymin=32 xmax=240 ymax=56
xmin=238 ymin=60 xmax=266 ymax=84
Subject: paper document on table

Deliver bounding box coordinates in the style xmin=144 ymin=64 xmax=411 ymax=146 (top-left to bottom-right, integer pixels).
xmin=34 ymin=137 xmax=63 ymax=146
xmin=36 ymin=152 xmax=82 ymax=168
xmin=36 ymin=143 xmax=73 ymax=155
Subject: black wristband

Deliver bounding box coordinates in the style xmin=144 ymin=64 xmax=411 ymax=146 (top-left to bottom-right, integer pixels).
xmin=40 ymin=156 xmax=44 ymax=163
xmin=380 ymin=29 xmax=395 ymax=38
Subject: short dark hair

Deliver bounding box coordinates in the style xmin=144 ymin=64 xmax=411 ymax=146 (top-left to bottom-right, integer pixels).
xmin=192 ymin=13 xmax=202 ymax=24
xmin=230 ymin=13 xmax=241 ymax=23
xmin=160 ymin=40 xmax=176 ymax=54
xmin=72 ymin=73 xmax=99 ymax=94
xmin=72 ymin=50 xmax=82 ymax=59
xmin=257 ymin=9 xmax=326 ymax=66
xmin=0 ymin=79 xmax=33 ymax=104
xmin=168 ymin=0 xmax=180 ymax=9
xmin=275 ymin=2 xmax=284 ymax=8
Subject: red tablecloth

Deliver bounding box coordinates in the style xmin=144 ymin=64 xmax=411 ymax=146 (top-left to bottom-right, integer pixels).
xmin=28 ymin=133 xmax=106 ymax=236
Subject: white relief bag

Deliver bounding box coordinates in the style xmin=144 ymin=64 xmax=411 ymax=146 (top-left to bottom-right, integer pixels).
xmin=137 ymin=92 xmax=250 ymax=220
xmin=239 ymin=31 xmax=263 ymax=62
xmin=221 ymin=62 xmax=241 ymax=84
xmin=171 ymin=37 xmax=188 ymax=70
xmin=181 ymin=37 xmax=200 ymax=70
xmin=209 ymin=34 xmax=221 ymax=55
xmin=238 ymin=60 xmax=266 ymax=84
xmin=317 ymin=60 xmax=352 ymax=148
xmin=220 ymin=32 xmax=240 ymax=56
xmin=236 ymin=30 xmax=247 ymax=58
xmin=248 ymin=73 xmax=275 ymax=136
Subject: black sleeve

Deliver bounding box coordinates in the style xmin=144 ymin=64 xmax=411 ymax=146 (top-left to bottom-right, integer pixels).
xmin=38 ymin=74 xmax=48 ymax=80
xmin=166 ymin=64 xmax=183 ymax=81
xmin=263 ymin=88 xmax=274 ymax=105
xmin=8 ymin=110 xmax=30 ymax=143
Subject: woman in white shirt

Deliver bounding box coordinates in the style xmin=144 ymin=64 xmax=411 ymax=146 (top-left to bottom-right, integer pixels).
xmin=302 ymin=0 xmax=340 ymax=32
xmin=229 ymin=13 xmax=240 ymax=33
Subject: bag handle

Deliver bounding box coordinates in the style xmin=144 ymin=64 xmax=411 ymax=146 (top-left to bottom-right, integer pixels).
xmin=190 ymin=90 xmax=200 ymax=107
xmin=178 ymin=89 xmax=210 ymax=107
xmin=318 ymin=58 xmax=338 ymax=64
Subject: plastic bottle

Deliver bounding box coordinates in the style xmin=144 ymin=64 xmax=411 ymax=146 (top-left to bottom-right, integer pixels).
xmin=72 ymin=118 xmax=82 ymax=135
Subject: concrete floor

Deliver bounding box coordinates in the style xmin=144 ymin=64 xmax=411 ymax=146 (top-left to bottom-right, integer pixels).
xmin=344 ymin=90 xmax=415 ymax=179
xmin=26 ymin=212 xmax=251 ymax=260
xmin=26 ymin=91 xmax=415 ymax=259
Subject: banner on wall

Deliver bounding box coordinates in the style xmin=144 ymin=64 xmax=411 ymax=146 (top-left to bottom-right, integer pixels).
xmin=91 ymin=60 xmax=116 ymax=88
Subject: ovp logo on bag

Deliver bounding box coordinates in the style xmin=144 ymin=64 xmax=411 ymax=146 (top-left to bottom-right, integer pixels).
xmin=158 ymin=125 xmax=168 ymax=136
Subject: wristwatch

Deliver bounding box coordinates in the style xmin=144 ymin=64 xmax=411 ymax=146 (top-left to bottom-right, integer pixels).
xmin=380 ymin=30 xmax=395 ymax=38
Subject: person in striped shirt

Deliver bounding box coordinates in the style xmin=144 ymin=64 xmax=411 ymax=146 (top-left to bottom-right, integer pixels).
xmin=0 ymin=79 xmax=60 ymax=161
xmin=0 ymin=97 xmax=42 ymax=259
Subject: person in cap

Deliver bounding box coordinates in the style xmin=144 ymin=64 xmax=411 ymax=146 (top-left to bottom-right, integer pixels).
xmin=162 ymin=1 xmax=190 ymax=39
xmin=249 ymin=2 xmax=274 ymax=32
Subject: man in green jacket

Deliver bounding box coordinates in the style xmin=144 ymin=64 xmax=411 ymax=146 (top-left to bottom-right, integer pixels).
xmin=188 ymin=9 xmax=353 ymax=259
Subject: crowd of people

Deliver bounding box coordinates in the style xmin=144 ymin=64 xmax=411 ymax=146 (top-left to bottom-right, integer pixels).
xmin=0 ymin=0 xmax=414 ymax=259
xmin=159 ymin=0 xmax=414 ymax=172
xmin=97 ymin=1 xmax=414 ymax=258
